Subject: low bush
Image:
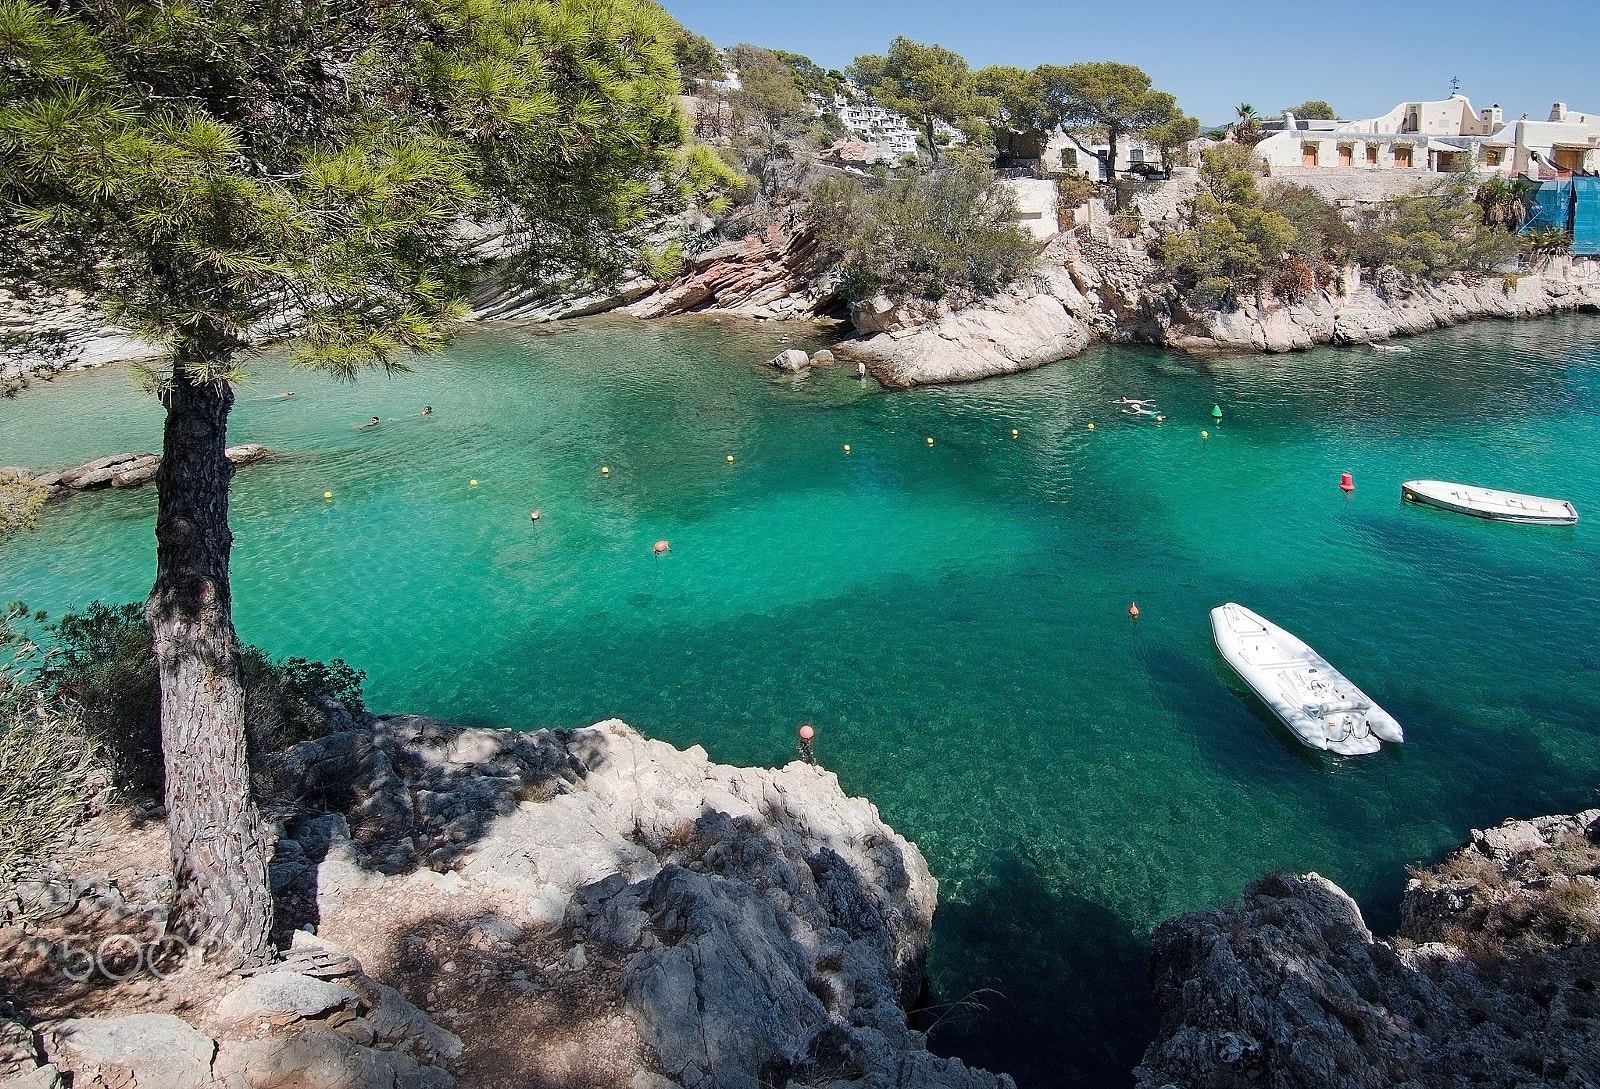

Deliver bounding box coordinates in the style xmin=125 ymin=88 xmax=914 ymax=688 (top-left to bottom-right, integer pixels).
xmin=0 ymin=604 xmax=107 ymax=884
xmin=40 ymin=601 xmax=365 ymax=798
xmin=805 ymin=160 xmax=1035 ymax=304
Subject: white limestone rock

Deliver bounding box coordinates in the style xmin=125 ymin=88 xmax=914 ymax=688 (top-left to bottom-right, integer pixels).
xmin=46 ymin=1014 xmax=216 ymax=1089
xmin=837 ymin=267 xmax=1091 ymax=389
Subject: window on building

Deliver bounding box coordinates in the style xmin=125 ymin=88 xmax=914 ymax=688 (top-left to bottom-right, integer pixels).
xmin=1394 ymin=145 xmax=1413 ymax=168
xmin=1486 ymin=148 xmax=1503 ymax=166
xmin=1129 ymin=148 xmax=1144 ymax=163
xmin=1338 ymin=145 xmax=1353 ymax=167
xmin=1366 ymin=144 xmax=1379 ymax=165
xmin=1302 ymin=142 xmax=1319 ymax=166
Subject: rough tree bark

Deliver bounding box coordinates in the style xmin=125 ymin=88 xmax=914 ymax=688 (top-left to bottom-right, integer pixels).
xmin=146 ymin=330 xmax=273 ymax=971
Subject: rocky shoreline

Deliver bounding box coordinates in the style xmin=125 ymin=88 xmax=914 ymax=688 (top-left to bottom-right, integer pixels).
xmin=10 ymin=218 xmax=1600 ymax=391
xmin=4 ymin=707 xmax=1599 ymax=1088
xmin=1134 ymin=809 xmax=1600 ymax=1089
xmin=2 ymin=716 xmax=1012 ymax=1089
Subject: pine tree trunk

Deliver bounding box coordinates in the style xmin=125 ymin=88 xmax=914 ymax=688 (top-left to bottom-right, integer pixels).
xmin=146 ymin=336 xmax=273 ymax=971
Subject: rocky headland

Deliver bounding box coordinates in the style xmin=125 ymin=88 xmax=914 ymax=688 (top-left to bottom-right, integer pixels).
xmin=1 ymin=715 xmax=1012 ymax=1089
xmin=1134 ymin=809 xmax=1600 ymax=1089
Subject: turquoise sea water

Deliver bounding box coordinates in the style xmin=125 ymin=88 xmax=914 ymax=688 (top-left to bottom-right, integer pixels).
xmin=4 ymin=314 xmax=1600 ymax=1087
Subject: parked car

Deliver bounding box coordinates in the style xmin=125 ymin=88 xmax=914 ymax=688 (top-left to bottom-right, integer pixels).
xmin=1122 ymin=162 xmax=1169 ymax=179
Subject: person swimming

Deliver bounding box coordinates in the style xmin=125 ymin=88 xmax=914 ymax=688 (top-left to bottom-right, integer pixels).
xmin=419 ymin=406 xmax=433 ymax=416
xmin=356 ymin=416 xmax=380 ymax=429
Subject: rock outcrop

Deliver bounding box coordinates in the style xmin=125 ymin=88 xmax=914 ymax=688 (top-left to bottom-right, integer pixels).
xmin=5 ymin=716 xmax=1011 ymax=1089
xmin=265 ymin=715 xmax=1008 ymax=1089
xmin=12 ymin=445 xmax=268 ymax=493
xmin=1134 ymin=809 xmax=1600 ymax=1089
xmin=833 ymin=266 xmax=1094 ymax=389
xmin=623 ymin=226 xmax=840 ymax=322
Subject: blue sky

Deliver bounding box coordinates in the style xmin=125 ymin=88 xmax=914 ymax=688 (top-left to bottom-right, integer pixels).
xmin=659 ymin=0 xmax=1600 ymax=128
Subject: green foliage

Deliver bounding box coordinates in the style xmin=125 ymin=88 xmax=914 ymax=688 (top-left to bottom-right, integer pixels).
xmin=0 ymin=0 xmax=731 ymax=373
xmin=1263 ymin=182 xmax=1354 ymax=261
xmin=1285 ymin=100 xmax=1336 ymax=120
xmin=806 ymin=160 xmax=1034 ymax=303
xmin=974 ymin=64 xmax=1051 ymax=137
xmin=0 ymin=602 xmax=105 ymax=884
xmin=1158 ymin=144 xmax=1295 ymax=304
xmin=1036 ymin=62 xmax=1181 ymax=180
xmin=1144 ymin=113 xmax=1201 ymax=169
xmin=1525 ymin=226 xmax=1572 ymax=254
xmin=0 ymin=474 xmax=48 ymax=537
xmin=669 ymin=24 xmax=724 ymax=91
xmin=1352 ymin=176 xmax=1523 ymax=276
xmin=1474 ymin=177 xmax=1531 ymax=231
xmin=851 ymin=38 xmax=980 ymax=162
xmin=39 ymin=602 xmax=365 ymax=797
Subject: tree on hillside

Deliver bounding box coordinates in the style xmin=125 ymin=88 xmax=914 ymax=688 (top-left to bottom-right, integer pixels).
xmin=1285 ymin=100 xmax=1336 ymax=120
xmin=1158 ymin=144 xmax=1296 ymax=304
xmin=1144 ymin=112 xmax=1201 ymax=172
xmin=806 ymin=160 xmax=1034 ymax=303
xmin=851 ymin=38 xmax=981 ymax=163
xmin=722 ymin=44 xmax=817 ymax=199
xmin=670 ymin=25 xmax=724 ymax=92
xmin=0 ymin=0 xmax=731 ymax=969
xmin=1231 ymin=103 xmax=1268 ymax=148
xmin=1035 ymin=62 xmax=1181 ymax=183
xmin=974 ymin=64 xmax=1053 ymax=136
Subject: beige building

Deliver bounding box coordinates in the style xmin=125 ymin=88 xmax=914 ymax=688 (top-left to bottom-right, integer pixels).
xmin=1253 ymin=95 xmax=1600 ymax=178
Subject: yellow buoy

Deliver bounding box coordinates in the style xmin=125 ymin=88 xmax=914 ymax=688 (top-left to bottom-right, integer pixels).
xmin=470 ymin=479 xmax=478 ymax=487
xmin=1086 ymin=423 xmax=1095 ymax=430
xmin=727 ymin=455 xmax=735 ymax=462
xmin=843 ymin=444 xmax=851 ymax=453
xmin=1011 ymin=429 xmax=1019 ymax=437
xmin=601 ymin=466 xmax=610 ymax=474
xmin=1201 ymin=430 xmax=1209 ymax=439
xmin=1155 ymin=415 xmax=1165 ymax=422
xmin=926 ymin=437 xmax=934 ymax=445
xmin=323 ymin=491 xmax=333 ymax=500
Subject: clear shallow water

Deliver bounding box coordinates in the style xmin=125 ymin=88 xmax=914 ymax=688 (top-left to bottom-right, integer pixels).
xmin=5 ymin=314 xmax=1600 ymax=1087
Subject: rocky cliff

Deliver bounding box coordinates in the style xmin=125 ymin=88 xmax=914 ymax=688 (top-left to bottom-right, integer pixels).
xmin=2 ymin=716 xmax=1011 ymax=1089
xmin=1133 ymin=809 xmax=1600 ymax=1089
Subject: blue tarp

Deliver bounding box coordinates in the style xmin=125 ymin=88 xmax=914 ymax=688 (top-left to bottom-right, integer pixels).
xmin=1571 ymin=176 xmax=1600 ymax=256
xmin=1522 ymin=177 xmax=1572 ymax=232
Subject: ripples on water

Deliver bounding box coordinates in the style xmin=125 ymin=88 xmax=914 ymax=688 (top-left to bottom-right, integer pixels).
xmin=4 ymin=314 xmax=1600 ymax=1088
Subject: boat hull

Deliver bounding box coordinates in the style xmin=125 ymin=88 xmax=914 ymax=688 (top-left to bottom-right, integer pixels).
xmin=1401 ymin=479 xmax=1578 ymax=526
xmin=1210 ymin=603 xmax=1402 ymax=756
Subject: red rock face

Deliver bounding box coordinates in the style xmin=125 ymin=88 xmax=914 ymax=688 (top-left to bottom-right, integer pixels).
xmin=625 ymin=227 xmax=835 ymax=320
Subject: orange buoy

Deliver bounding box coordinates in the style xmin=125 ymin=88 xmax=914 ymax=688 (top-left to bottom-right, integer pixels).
xmin=1339 ymin=472 xmax=1355 ymax=492
xmin=653 ymin=540 xmax=669 ymax=554
xmin=1129 ymin=602 xmax=1140 ymax=619
xmin=798 ymin=723 xmax=815 ymax=740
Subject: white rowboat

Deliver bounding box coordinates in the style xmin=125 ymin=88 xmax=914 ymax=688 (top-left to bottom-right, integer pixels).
xmin=1401 ymin=479 xmax=1578 ymax=526
xmin=1210 ymin=602 xmax=1403 ymax=756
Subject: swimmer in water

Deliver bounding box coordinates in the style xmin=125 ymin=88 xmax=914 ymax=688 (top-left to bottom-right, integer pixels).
xmin=277 ymin=391 xmax=294 ymax=399
xmin=419 ymin=406 xmax=433 ymax=416
xmin=356 ymin=416 xmax=380 ymax=429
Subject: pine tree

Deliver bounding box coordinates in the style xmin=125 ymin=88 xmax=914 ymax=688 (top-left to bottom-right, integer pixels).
xmin=0 ymin=0 xmax=731 ymax=968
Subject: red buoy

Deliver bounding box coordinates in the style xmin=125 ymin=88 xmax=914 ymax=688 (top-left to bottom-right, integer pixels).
xmin=653 ymin=540 xmax=670 ymax=554
xmin=798 ymin=723 xmax=815 ymax=740
xmin=1339 ymin=472 xmax=1355 ymax=492
xmin=1129 ymin=602 xmax=1140 ymax=619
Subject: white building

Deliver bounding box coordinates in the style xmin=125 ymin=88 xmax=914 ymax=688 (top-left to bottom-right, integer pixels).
xmin=832 ymin=89 xmax=964 ymax=162
xmin=1252 ymin=95 xmax=1600 ymax=177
